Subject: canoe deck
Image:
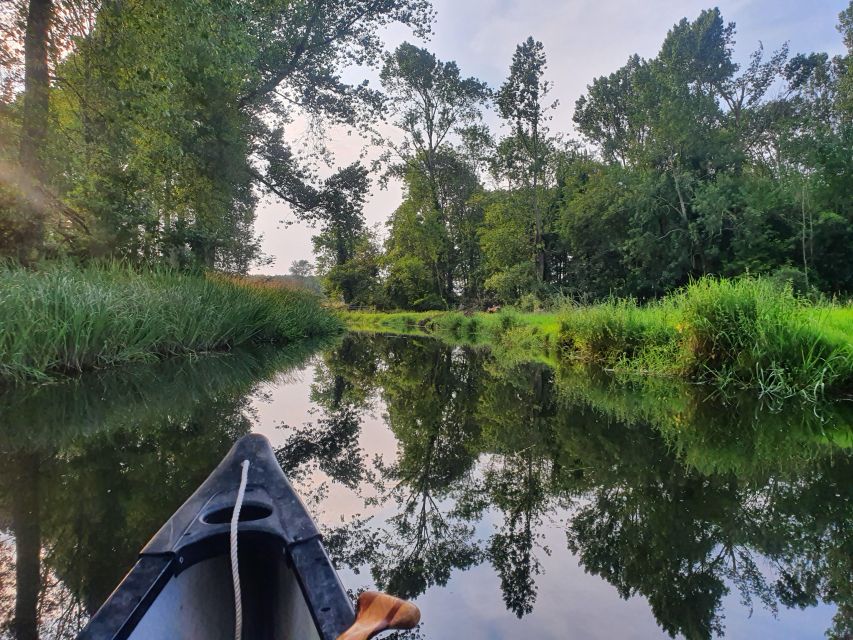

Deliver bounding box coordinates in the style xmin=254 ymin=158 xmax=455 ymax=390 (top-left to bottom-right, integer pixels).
xmin=126 ymin=541 xmax=319 ymax=640
xmin=77 ymin=434 xmax=354 ymax=640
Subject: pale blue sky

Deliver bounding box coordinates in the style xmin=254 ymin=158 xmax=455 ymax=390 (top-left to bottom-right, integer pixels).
xmin=253 ymin=0 xmax=849 ymax=274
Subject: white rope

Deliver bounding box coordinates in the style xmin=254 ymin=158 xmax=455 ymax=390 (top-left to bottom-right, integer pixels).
xmin=231 ymin=459 xmax=250 ymax=640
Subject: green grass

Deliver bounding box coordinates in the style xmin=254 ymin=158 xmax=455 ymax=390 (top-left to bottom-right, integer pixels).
xmin=0 ymin=262 xmax=343 ymax=383
xmin=344 ymin=277 xmax=853 ymax=401
xmin=559 ymin=278 xmax=853 ymax=401
xmin=345 ymin=307 xmax=563 ymax=366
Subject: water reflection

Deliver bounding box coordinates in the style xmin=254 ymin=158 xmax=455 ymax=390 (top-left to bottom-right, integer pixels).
xmin=291 ymin=335 xmax=853 ymax=639
xmin=0 ymin=333 xmax=850 ymax=639
xmin=0 ymin=343 xmax=323 ymax=638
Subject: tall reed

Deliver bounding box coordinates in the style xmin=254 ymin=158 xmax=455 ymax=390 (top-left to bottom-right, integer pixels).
xmin=558 ymin=277 xmax=853 ymax=400
xmin=0 ymin=263 xmax=342 ymax=382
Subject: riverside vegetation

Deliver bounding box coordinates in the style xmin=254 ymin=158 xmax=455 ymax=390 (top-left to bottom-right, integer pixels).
xmin=0 ymin=263 xmax=341 ymax=383
xmin=2 ymin=1 xmax=852 ymax=384
xmin=346 ymin=277 xmax=853 ymax=401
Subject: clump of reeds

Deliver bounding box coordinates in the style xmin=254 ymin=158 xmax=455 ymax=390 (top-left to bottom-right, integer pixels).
xmin=675 ymin=277 xmax=851 ymax=400
xmin=0 ymin=262 xmax=342 ymax=383
xmin=558 ymin=277 xmax=853 ymax=400
xmin=558 ymin=298 xmax=679 ymax=373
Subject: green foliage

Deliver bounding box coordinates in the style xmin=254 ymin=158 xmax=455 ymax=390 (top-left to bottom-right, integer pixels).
xmin=495 ymin=37 xmax=557 ymax=284
xmin=324 ymin=238 xmax=384 ymax=308
xmin=379 ymin=43 xmax=489 ymax=307
xmin=552 ymin=160 xmax=631 ymax=298
xmin=676 ymin=278 xmax=851 ymax=399
xmin=381 ymin=42 xmax=489 ymax=171
xmin=383 ymin=253 xmax=444 ymax=310
xmin=4 ymin=2 xmax=853 ymax=307
xmin=0 ymin=262 xmax=341 ymax=382
xmin=417 ymin=5 xmax=851 ymax=310
xmin=485 ymin=5 xmax=853 ymax=307
xmin=382 ymin=149 xmax=487 ymax=308
xmin=480 ymin=191 xmax=537 ymax=302
xmin=559 ymin=277 xmax=853 ymax=400
xmin=347 ymin=276 xmax=853 ymax=401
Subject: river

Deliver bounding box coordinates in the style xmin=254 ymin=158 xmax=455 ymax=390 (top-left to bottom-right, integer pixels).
xmin=0 ymin=333 xmax=850 ymax=639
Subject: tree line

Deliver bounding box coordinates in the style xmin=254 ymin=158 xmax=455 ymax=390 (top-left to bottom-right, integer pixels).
xmin=315 ymin=5 xmax=853 ymax=308
xmin=1 ymin=2 xmax=851 ymax=309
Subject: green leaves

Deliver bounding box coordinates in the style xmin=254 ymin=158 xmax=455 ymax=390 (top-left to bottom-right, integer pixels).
xmin=2 ymin=0 xmax=437 ymax=270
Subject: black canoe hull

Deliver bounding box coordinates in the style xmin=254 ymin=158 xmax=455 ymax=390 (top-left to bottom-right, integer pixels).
xmin=77 ymin=434 xmax=355 ymax=640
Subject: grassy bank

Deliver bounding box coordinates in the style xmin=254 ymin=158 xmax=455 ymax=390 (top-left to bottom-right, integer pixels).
xmin=0 ymin=263 xmax=342 ymax=383
xmin=345 ymin=278 xmax=853 ymax=400
xmin=346 ymin=307 xmax=563 ymax=366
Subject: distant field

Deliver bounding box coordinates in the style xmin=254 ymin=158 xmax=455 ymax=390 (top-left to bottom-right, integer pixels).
xmin=240 ymin=273 xmax=323 ymax=294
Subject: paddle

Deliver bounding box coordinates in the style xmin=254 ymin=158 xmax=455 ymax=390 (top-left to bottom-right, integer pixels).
xmin=336 ymin=591 xmax=421 ymax=640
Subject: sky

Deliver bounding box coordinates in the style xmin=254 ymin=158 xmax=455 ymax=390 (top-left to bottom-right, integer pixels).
xmin=251 ymin=0 xmax=849 ymax=275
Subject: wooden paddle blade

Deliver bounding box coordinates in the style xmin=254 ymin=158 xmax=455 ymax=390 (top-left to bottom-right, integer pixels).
xmin=336 ymin=591 xmax=421 ymax=640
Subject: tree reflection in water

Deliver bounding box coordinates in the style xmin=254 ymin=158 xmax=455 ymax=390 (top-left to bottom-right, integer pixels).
xmin=0 ymin=342 xmax=323 ymax=639
xmin=0 ymin=333 xmax=850 ymax=639
xmin=291 ymin=334 xmax=853 ymax=640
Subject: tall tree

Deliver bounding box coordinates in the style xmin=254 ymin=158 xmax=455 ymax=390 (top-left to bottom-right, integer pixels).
xmin=384 ymin=149 xmax=485 ymax=308
xmin=573 ymin=54 xmax=650 ymax=166
xmin=381 ymin=42 xmax=489 ymax=205
xmin=289 ymin=259 xmax=314 ymax=278
xmin=496 ymin=37 xmax=557 ymax=284
xmin=311 ymin=163 xmax=379 ymax=305
xmin=19 ymin=0 xmax=51 ymax=180
xmin=380 ymin=43 xmax=489 ymax=304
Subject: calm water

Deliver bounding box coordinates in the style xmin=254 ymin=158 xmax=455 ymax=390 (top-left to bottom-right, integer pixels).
xmin=0 ymin=333 xmax=851 ymax=639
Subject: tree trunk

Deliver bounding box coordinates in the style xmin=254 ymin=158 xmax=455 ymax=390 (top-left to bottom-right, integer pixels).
xmin=534 ymin=219 xmax=544 ymax=282
xmin=19 ymin=0 xmax=54 ymax=262
xmin=532 ymin=186 xmax=544 ymax=283
xmin=20 ymin=0 xmax=52 ymax=177
xmin=531 ymin=126 xmax=545 ymax=284
xmin=672 ymin=169 xmax=703 ymax=273
xmin=801 ymin=183 xmax=809 ymax=290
